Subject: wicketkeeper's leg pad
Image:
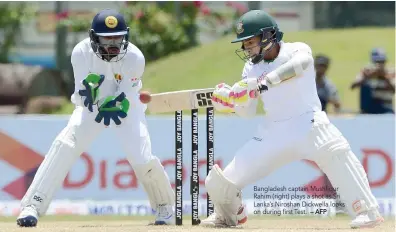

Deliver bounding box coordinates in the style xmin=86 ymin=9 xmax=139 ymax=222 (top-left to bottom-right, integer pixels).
xmin=21 ymin=123 xmax=95 ymax=216
xmin=133 ymin=157 xmax=175 ymax=211
xmin=205 ymin=164 xmax=243 ymax=226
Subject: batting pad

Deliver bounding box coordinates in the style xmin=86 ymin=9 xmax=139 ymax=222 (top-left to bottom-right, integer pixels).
xmin=314 ymin=148 xmax=379 ymax=217
xmin=205 ymin=164 xmax=243 ymax=226
xmin=133 ymin=157 xmax=175 ymax=210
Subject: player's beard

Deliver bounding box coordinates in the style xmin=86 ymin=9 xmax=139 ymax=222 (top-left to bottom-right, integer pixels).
xmin=97 ymin=36 xmax=124 ymax=61
xmin=99 ymin=46 xmax=120 ymax=61
xmin=107 ymin=46 xmax=120 ymax=55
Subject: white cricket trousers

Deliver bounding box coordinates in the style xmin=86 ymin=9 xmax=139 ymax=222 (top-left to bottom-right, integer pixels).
xmin=21 ymin=102 xmax=155 ymax=215
xmin=222 ymin=111 xmax=379 ymax=217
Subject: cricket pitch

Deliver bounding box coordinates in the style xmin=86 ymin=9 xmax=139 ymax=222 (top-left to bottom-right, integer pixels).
xmin=0 ymin=215 xmax=394 ymax=232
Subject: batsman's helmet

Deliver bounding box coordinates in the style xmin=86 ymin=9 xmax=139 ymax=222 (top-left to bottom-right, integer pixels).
xmin=89 ymin=9 xmax=130 ymax=62
xmin=232 ymin=10 xmax=283 ymax=64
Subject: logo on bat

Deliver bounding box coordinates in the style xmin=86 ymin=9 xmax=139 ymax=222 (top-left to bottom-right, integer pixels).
xmin=195 ymin=91 xmax=213 ymax=107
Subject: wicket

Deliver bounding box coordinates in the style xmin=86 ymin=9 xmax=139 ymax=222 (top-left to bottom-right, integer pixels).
xmin=175 ymin=107 xmax=215 ymax=225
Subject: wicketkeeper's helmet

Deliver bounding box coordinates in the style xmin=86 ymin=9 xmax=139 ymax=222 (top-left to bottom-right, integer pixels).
xmin=89 ymin=9 xmax=130 ymax=62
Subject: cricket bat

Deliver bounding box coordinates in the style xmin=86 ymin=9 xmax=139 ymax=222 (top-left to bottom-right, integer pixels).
xmin=147 ymin=88 xmax=215 ymax=113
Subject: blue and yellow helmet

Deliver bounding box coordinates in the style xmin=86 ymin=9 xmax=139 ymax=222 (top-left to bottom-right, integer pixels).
xmin=89 ymin=9 xmax=130 ymax=62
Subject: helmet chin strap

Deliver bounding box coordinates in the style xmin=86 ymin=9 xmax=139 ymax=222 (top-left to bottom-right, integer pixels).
xmin=251 ymin=47 xmax=264 ymax=64
xmin=251 ymin=42 xmax=275 ymax=64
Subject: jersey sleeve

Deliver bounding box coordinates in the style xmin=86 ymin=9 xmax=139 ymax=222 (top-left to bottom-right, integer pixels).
xmin=354 ymin=72 xmax=363 ymax=82
xmin=291 ymin=42 xmax=313 ymax=55
xmin=70 ymin=45 xmax=89 ymax=106
xmin=265 ymin=42 xmax=314 ymax=85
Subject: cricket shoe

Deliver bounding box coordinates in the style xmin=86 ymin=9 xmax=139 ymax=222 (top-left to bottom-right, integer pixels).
xmin=200 ymin=205 xmax=248 ymax=228
xmin=350 ymin=209 xmax=384 ymax=229
xmin=153 ymin=204 xmax=175 ymax=225
xmin=17 ymin=205 xmax=38 ymax=227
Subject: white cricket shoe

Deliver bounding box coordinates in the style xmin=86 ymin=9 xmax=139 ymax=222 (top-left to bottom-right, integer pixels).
xmin=153 ymin=204 xmax=175 ymax=225
xmin=16 ymin=205 xmax=39 ymax=227
xmin=200 ymin=205 xmax=248 ymax=228
xmin=350 ymin=210 xmax=384 ymax=229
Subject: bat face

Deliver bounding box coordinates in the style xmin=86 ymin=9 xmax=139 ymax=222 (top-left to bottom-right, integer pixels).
xmin=147 ymin=88 xmax=214 ymax=113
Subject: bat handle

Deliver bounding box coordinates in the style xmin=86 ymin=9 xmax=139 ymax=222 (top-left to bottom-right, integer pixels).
xmin=257 ymin=83 xmax=268 ymax=94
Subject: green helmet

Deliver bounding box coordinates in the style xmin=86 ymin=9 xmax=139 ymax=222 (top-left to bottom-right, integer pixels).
xmin=232 ymin=10 xmax=283 ymax=64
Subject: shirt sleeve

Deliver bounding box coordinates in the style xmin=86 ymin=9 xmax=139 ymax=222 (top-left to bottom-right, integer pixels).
xmin=70 ymin=45 xmax=89 ymax=106
xmin=265 ymin=42 xmax=314 ymax=85
xmin=354 ymin=72 xmax=363 ymax=82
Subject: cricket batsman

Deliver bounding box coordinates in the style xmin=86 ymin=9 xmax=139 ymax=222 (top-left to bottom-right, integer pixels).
xmin=202 ymin=10 xmax=384 ymax=229
xmin=17 ymin=9 xmax=175 ymax=227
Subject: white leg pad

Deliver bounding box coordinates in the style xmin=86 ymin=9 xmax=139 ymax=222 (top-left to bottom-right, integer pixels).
xmin=205 ymin=164 xmax=243 ymax=226
xmin=313 ymin=139 xmax=379 ymax=217
xmin=21 ymin=125 xmax=85 ymax=216
xmin=133 ymin=157 xmax=175 ymax=210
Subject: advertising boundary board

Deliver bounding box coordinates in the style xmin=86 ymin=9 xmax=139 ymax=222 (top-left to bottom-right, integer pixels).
xmin=0 ymin=114 xmax=394 ymax=210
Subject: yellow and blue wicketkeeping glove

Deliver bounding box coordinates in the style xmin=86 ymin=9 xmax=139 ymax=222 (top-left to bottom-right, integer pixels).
xmin=78 ymin=73 xmax=105 ymax=112
xmin=95 ymin=92 xmax=130 ymax=126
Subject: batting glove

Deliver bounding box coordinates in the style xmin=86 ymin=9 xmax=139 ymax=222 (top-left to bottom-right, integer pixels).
xmin=78 ymin=73 xmax=105 ymax=112
xmin=230 ymin=78 xmax=267 ymax=107
xmin=211 ymin=83 xmax=235 ymax=113
xmin=95 ymin=92 xmax=130 ymax=127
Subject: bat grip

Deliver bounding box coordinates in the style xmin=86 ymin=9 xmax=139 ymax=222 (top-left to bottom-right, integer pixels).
xmin=258 ymin=84 xmax=268 ymax=93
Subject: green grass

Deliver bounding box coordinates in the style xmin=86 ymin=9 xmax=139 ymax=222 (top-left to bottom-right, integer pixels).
xmin=56 ymin=27 xmax=395 ymax=115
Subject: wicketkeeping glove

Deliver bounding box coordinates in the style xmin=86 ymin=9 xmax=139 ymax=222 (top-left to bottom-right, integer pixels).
xmin=78 ymin=73 xmax=105 ymax=112
xmin=95 ymin=92 xmax=130 ymax=126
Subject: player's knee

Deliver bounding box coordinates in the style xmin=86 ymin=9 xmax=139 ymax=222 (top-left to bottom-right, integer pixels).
xmin=133 ymin=157 xmax=164 ymax=179
xmin=205 ymin=164 xmax=241 ymax=202
xmin=313 ymin=138 xmax=353 ymax=168
xmin=319 ymin=134 xmax=350 ymax=154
